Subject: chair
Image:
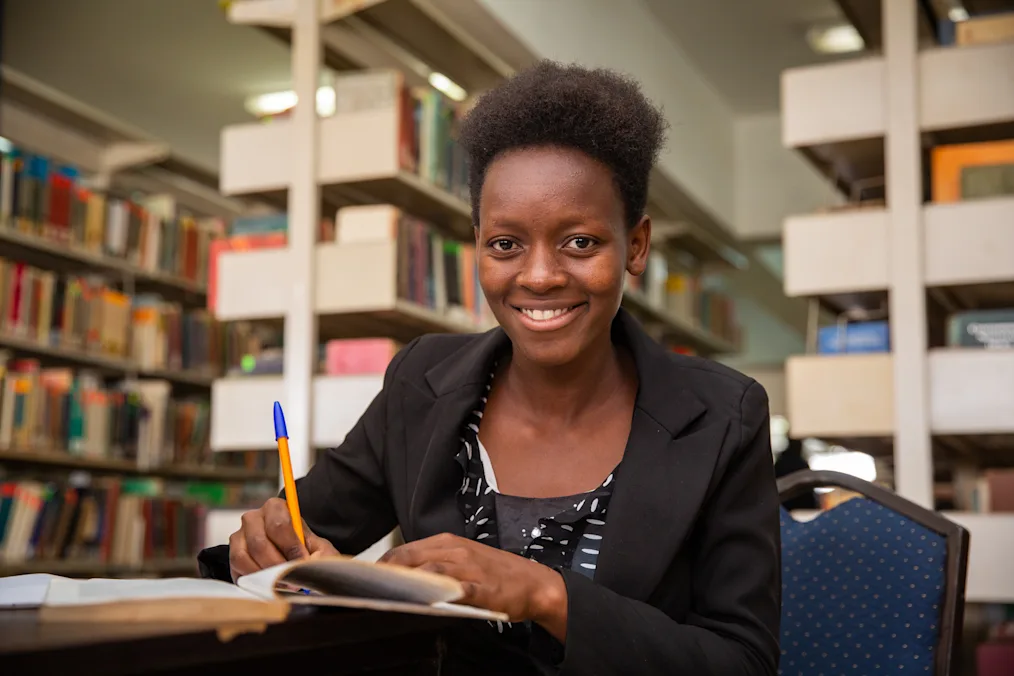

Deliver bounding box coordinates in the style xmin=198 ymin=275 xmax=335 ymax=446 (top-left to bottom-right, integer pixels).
xmin=777 ymin=470 xmax=969 ymax=676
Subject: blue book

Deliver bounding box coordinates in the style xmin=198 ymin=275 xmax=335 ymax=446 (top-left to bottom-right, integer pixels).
xmin=817 ymin=321 xmax=890 ymax=354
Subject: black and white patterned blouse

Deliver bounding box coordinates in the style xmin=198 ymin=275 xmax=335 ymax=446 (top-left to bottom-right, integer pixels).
xmin=453 ymin=363 xmax=619 ymax=653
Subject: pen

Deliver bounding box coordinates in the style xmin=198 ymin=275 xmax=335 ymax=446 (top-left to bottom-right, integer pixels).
xmin=274 ymin=401 xmax=306 ymax=547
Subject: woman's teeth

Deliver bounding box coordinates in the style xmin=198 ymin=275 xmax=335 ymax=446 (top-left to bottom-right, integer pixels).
xmin=521 ymin=307 xmax=573 ymax=321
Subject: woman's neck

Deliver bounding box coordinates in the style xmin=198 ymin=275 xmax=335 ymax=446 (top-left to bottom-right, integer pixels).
xmin=500 ymin=333 xmax=635 ymax=426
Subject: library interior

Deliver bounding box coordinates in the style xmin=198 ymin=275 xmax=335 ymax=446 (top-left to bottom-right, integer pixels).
xmin=0 ymin=0 xmax=1013 ymax=673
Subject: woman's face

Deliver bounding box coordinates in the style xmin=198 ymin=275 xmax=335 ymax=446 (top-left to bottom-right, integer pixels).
xmin=476 ymin=145 xmax=650 ymax=367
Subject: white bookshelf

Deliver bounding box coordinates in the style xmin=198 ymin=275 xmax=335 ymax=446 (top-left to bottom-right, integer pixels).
xmin=782 ymin=41 xmax=1014 ymax=192
xmin=220 ymin=110 xmax=473 ymax=240
xmin=784 ymin=196 xmax=1014 ymax=298
xmin=783 ymin=209 xmax=889 ymax=297
xmin=211 ymin=374 xmax=383 ymax=451
xmin=924 ymin=197 xmax=1014 ymax=287
xmin=780 ymin=0 xmax=1014 ymax=602
xmin=215 ymin=240 xmax=495 ymax=336
xmin=785 ymin=354 xmax=895 ymax=438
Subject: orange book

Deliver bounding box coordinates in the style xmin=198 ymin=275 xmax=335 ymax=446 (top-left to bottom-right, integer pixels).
xmin=932 ymin=139 xmax=1014 ymax=202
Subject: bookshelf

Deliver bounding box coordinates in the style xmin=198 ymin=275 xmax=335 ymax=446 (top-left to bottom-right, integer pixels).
xmin=781 ymin=41 xmax=1014 ymax=198
xmin=779 ymin=0 xmax=1014 ymax=603
xmin=0 ymin=70 xmax=278 ymax=578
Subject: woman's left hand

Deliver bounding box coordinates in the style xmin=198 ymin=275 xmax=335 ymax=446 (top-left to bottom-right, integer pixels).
xmin=379 ymin=533 xmax=567 ymax=626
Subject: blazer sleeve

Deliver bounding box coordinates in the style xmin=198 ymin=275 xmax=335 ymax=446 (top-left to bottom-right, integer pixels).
xmin=284 ymin=337 xmax=420 ymax=556
xmin=551 ymin=380 xmax=781 ymax=675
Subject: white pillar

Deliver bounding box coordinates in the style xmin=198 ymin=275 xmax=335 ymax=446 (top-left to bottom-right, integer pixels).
xmin=283 ymin=1 xmax=321 ymax=481
xmin=884 ymin=0 xmax=933 ymax=508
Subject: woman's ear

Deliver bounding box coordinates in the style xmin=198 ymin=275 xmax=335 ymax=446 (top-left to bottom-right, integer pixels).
xmin=626 ymin=215 xmax=652 ymax=276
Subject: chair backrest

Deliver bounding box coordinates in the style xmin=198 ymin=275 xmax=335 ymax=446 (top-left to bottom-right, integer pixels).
xmin=778 ymin=469 xmax=969 ymax=676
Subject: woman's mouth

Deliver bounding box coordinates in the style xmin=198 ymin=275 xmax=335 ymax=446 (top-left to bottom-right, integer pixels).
xmin=512 ymin=303 xmax=587 ymax=331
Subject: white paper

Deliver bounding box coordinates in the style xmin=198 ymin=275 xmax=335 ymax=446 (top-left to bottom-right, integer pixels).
xmin=43 ymin=576 xmax=260 ymax=607
xmin=0 ymin=573 xmax=60 ymax=608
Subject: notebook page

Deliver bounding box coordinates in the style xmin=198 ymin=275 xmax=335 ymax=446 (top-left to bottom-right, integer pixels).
xmin=237 ymin=557 xmax=508 ymax=622
xmin=237 ymin=555 xmax=462 ymax=605
xmin=0 ymin=573 xmax=59 ymax=608
xmin=44 ymin=576 xmax=261 ymax=607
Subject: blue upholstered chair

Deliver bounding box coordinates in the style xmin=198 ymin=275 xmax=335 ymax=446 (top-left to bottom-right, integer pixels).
xmin=777 ymin=470 xmax=969 ymax=676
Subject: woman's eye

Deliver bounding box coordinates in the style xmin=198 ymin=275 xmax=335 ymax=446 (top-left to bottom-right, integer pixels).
xmin=491 ymin=239 xmax=516 ymax=252
xmin=566 ymin=237 xmax=594 ymax=250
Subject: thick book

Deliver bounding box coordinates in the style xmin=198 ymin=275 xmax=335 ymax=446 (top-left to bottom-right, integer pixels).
xmin=11 ymin=555 xmax=508 ymax=625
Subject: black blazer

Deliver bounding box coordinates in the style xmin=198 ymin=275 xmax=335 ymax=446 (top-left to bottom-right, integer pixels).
xmin=240 ymin=310 xmax=781 ymax=674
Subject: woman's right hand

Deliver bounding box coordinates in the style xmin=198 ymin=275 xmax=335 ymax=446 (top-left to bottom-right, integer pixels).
xmin=228 ymin=497 xmax=339 ymax=582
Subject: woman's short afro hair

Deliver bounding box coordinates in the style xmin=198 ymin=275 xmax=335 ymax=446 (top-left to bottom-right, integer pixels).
xmin=459 ymin=61 xmax=668 ymax=229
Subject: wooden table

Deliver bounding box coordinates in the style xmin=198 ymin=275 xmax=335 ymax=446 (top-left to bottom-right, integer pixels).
xmin=0 ymin=606 xmax=451 ymax=675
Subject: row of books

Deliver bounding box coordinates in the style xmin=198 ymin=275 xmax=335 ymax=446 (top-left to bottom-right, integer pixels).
xmin=932 ymin=139 xmax=1014 ymax=203
xmin=953 ymin=469 xmax=1014 ymax=514
xmin=227 ymin=330 xmax=402 ymax=378
xmin=396 ymin=78 xmax=470 ymax=203
xmin=132 ymin=295 xmax=224 ymax=376
xmin=340 ymin=205 xmax=494 ymax=328
xmin=0 ymin=354 xmax=210 ymax=470
xmin=0 ymin=475 xmax=274 ymax=567
xmin=814 ymin=308 xmax=1014 ymax=354
xmin=625 ymin=251 xmax=741 ymax=347
xmin=0 ymin=144 xmax=222 ymax=287
xmin=0 ymin=255 xmax=224 ymax=374
xmin=258 ymin=71 xmax=470 ymax=203
xmin=208 ymin=206 xmax=495 ymax=330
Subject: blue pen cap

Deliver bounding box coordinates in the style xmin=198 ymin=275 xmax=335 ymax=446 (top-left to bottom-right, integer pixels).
xmin=273 ymin=401 xmax=288 ymax=439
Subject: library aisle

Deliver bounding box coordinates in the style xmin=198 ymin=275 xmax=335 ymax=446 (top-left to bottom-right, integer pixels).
xmin=1 ymin=0 xmax=1014 ymax=670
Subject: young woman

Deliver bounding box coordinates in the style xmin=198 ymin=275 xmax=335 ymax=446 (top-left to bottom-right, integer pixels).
xmin=221 ymin=62 xmax=781 ymax=674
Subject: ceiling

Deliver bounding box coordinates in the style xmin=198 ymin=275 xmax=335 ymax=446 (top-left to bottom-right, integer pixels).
xmin=641 ymin=0 xmax=850 ymax=114
xmin=2 ymin=0 xmax=292 ymax=173
xmin=1 ymin=0 xmax=861 ymax=178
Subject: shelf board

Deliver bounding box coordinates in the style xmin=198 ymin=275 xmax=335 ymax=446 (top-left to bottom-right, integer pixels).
xmin=783 ymin=208 xmax=890 ymax=298
xmin=620 ymin=291 xmax=737 ymax=355
xmin=214 ymin=242 xmax=494 ymax=342
xmin=0 ymin=66 xmax=244 ymax=220
xmin=942 ymin=512 xmax=1014 ymax=603
xmin=0 ymin=448 xmax=275 ymax=482
xmin=785 ymin=349 xmax=1014 ymax=441
xmin=930 ymin=348 xmax=1014 ymax=435
xmin=786 ymin=353 xmax=895 ymax=438
xmin=220 ymin=110 xmax=473 ymax=241
xmin=211 ymin=374 xmax=383 ymax=451
xmin=0 ymin=225 xmax=207 ymax=299
xmin=785 ymin=197 xmax=1014 ymax=313
xmin=782 ymin=42 xmax=1014 ymax=196
xmin=0 ymin=333 xmax=216 ymax=389
xmin=925 ymin=196 xmax=1014 ymax=298
xmin=0 ymin=557 xmax=198 ymax=579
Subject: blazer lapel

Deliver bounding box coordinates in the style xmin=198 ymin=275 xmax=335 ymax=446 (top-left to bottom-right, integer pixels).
xmin=594 ymin=310 xmax=729 ymax=600
xmin=406 ymin=382 xmax=484 ymax=540
xmin=405 ymin=328 xmax=508 ymax=541
xmin=595 ymin=405 xmax=729 ymax=600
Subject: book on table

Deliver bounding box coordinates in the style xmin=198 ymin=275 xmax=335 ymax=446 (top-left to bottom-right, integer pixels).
xmin=1 ymin=555 xmax=508 ymax=624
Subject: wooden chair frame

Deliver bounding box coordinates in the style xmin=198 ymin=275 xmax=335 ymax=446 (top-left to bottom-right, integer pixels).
xmin=778 ymin=469 xmax=970 ymax=676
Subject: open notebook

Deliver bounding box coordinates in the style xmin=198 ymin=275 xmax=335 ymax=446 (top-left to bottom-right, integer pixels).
xmin=13 ymin=556 xmax=508 ymax=624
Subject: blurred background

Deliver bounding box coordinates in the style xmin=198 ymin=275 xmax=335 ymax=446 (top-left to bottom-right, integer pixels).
xmin=0 ymin=0 xmax=1012 ymax=671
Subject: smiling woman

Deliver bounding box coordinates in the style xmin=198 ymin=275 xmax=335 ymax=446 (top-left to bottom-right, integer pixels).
xmin=218 ymin=61 xmax=781 ymax=676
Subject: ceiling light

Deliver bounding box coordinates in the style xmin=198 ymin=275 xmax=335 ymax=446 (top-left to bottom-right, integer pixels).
xmin=806 ymin=23 xmax=865 ymax=55
xmin=427 ymin=72 xmax=467 ymax=102
xmin=948 ymin=6 xmax=970 ymax=22
xmin=245 ymin=86 xmax=337 ymax=118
